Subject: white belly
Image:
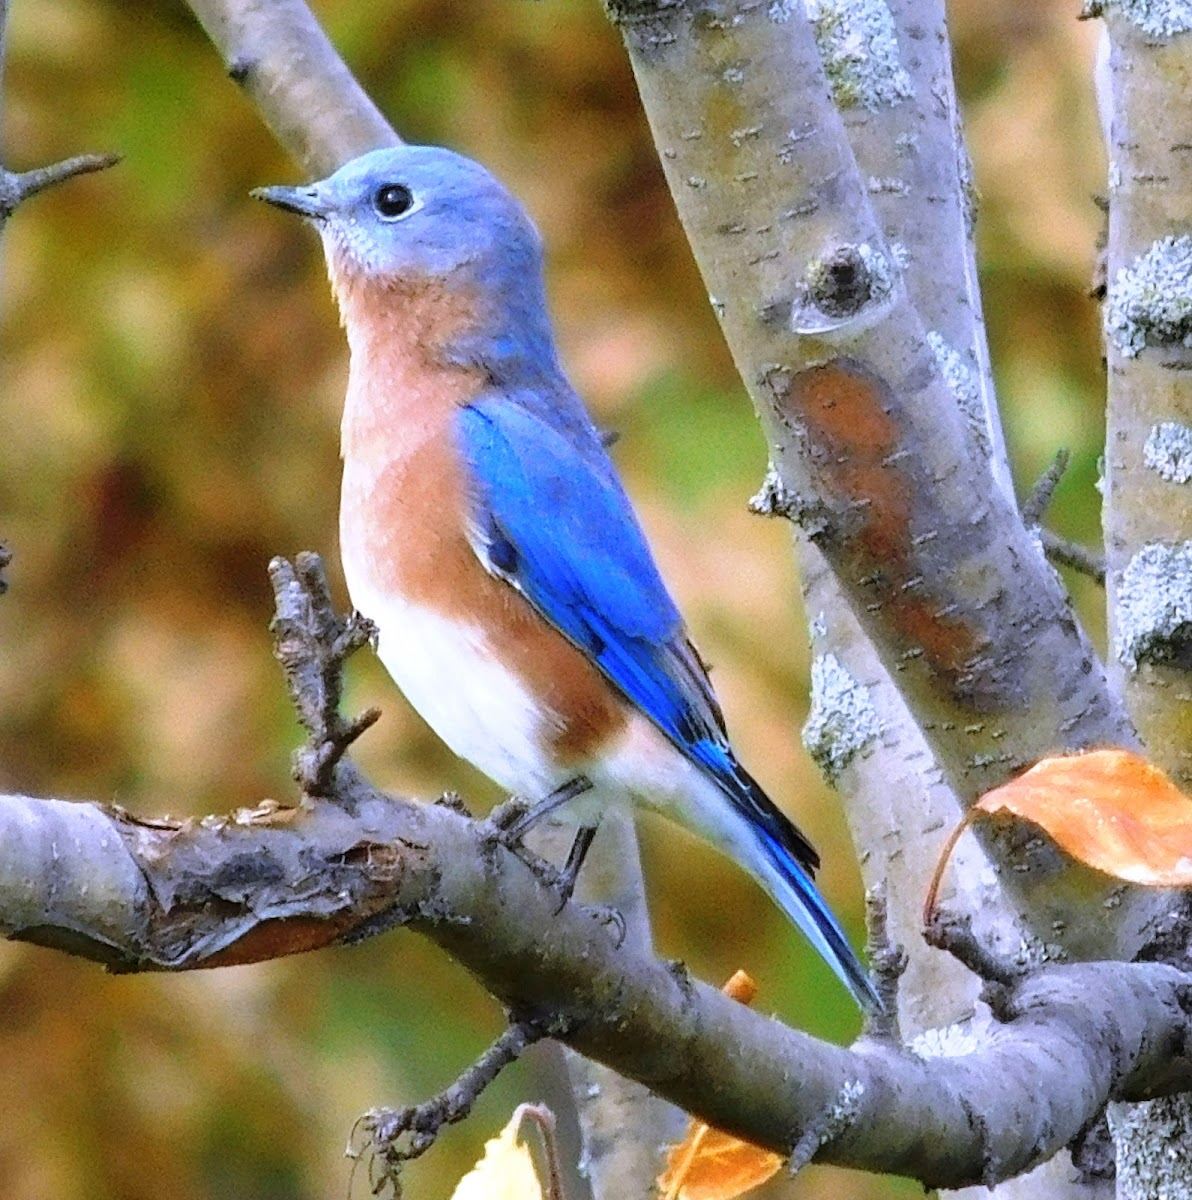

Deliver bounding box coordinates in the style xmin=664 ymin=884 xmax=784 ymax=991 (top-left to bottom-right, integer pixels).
xmin=344 ymin=571 xmax=564 ymax=799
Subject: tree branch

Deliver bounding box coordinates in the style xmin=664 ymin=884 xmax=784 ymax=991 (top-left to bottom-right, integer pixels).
xmin=604 ymin=0 xmax=1176 ymax=1009
xmin=607 ymin=0 xmax=1132 ymax=796
xmin=185 ymin=0 xmax=400 ymax=177
xmin=1 ymin=555 xmax=1189 ymax=1189
xmin=0 ymin=153 xmax=120 ymax=224
xmin=0 ymin=0 xmax=118 ymax=231
xmin=359 ymin=1019 xmax=548 ymax=1180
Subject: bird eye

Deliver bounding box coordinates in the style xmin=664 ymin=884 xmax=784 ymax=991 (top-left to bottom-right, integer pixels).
xmin=373 ymin=183 xmax=415 ymax=220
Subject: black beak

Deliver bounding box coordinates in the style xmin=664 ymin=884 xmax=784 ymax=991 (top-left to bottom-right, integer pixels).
xmin=251 ymin=183 xmax=330 ymax=221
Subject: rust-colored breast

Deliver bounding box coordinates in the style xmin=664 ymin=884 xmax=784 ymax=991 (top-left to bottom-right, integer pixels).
xmin=336 ymin=267 xmax=628 ymax=766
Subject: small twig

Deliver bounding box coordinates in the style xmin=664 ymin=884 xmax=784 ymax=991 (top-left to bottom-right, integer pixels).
xmin=0 ymin=541 xmax=9 ymax=595
xmin=1040 ymin=529 xmax=1106 ymax=585
xmin=267 ymin=553 xmax=379 ymax=800
xmin=355 ymin=1019 xmax=549 ymax=1192
xmin=1018 ymin=450 xmax=1106 ymax=583
xmin=1021 ymin=448 xmax=1069 ymax=526
xmin=787 ymin=1078 xmax=865 ymax=1175
xmin=923 ymin=912 xmax=1023 ymax=1019
xmin=862 ymin=884 xmax=906 ymax=1042
xmin=516 ymin=1104 xmax=567 ymax=1200
xmin=0 ymin=153 xmax=120 ymax=222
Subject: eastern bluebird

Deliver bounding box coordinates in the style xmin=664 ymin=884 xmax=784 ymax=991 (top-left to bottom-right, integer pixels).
xmin=255 ymin=146 xmax=879 ymax=1012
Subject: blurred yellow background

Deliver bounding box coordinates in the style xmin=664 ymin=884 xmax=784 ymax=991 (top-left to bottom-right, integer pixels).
xmin=0 ymin=1 xmax=1107 ymax=1197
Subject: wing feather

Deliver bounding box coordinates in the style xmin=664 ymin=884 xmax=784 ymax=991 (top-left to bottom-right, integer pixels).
xmin=456 ymin=397 xmax=819 ymax=874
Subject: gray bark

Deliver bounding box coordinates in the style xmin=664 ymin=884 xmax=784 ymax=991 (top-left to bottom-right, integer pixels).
xmin=0 ymin=774 xmax=1188 ymax=1188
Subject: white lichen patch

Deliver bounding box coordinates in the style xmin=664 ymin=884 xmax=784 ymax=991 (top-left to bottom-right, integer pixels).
xmin=828 ymin=1078 xmax=865 ymax=1127
xmin=927 ymin=332 xmax=989 ymax=454
xmin=1025 ymin=523 xmax=1050 ymax=573
xmin=1114 ymin=540 xmax=1192 ymax=669
xmin=866 ymin=175 xmax=909 ymax=195
xmin=802 ymin=652 xmax=880 ymax=783
xmin=1109 ymin=0 xmax=1192 ymax=38
xmin=804 ymin=0 xmax=914 ymax=111
xmin=1105 ymin=234 xmax=1192 ymax=358
xmin=857 ymin=241 xmax=897 ymax=302
xmin=1144 ymin=421 xmax=1192 ymax=483
xmin=909 ymin=1022 xmax=984 ymax=1060
xmin=1108 ymin=1096 xmax=1192 ymax=1200
xmin=887 ymin=240 xmax=910 ymax=270
xmin=1015 ymin=930 xmax=1065 ymax=970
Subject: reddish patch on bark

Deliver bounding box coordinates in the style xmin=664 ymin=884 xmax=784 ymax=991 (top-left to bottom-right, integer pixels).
xmin=784 ymin=359 xmax=982 ymax=684
xmin=200 ymin=915 xmax=348 ymax=967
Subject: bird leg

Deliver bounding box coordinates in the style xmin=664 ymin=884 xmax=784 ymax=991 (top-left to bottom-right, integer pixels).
xmin=501 ymin=774 xmax=594 ymax=842
xmin=553 ymin=823 xmax=599 ymax=906
xmin=485 ymin=777 xmax=602 ymax=907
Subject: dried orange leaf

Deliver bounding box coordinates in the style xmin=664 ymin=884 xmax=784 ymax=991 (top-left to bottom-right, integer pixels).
xmin=976 ymin=748 xmax=1192 ymax=885
xmin=720 ymin=969 xmax=758 ymax=1006
xmin=924 ymin=749 xmax=1192 ymax=922
xmin=657 ymin=970 xmax=783 ymax=1200
xmin=450 ymin=1103 xmax=555 ymax=1200
xmin=659 ymin=1127 xmax=783 ymax=1200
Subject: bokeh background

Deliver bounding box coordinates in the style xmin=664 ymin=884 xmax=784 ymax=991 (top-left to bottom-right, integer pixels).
xmin=0 ymin=2 xmax=1107 ymax=1197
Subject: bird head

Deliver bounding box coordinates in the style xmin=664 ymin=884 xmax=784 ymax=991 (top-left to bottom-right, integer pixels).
xmin=253 ymin=145 xmax=544 ymax=291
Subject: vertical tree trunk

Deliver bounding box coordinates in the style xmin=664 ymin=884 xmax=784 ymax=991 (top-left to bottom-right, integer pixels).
xmin=1099 ymin=8 xmax=1192 ymax=1192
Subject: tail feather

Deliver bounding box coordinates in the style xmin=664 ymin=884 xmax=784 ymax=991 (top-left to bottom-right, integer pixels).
xmin=757 ymin=827 xmax=882 ymax=1014
xmin=689 ymin=741 xmax=879 ymax=1012
xmin=694 ymin=741 xmax=820 ymax=875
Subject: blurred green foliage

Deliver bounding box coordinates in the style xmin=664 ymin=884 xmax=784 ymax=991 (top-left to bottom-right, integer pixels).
xmin=0 ymin=1 xmax=1109 ymax=1197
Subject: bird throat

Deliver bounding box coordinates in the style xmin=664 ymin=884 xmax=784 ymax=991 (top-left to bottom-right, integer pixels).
xmin=331 ymin=264 xmax=491 ymax=461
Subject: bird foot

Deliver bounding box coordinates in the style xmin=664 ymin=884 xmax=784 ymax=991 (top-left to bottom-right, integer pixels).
xmin=481 ymin=799 xmax=599 ymax=914
xmin=580 ymin=903 xmax=627 ymax=947
xmin=480 ymin=798 xmax=562 ymax=888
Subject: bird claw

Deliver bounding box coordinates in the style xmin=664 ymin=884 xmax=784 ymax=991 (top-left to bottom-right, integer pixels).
xmin=480 ymin=799 xmax=565 ymax=889
xmin=581 ymin=903 xmax=627 ymax=947
xmin=481 ymin=805 xmax=599 ymax=916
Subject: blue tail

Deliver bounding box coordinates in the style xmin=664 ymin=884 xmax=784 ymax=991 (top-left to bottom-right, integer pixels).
xmin=756 ymin=827 xmax=882 ymax=1014
xmin=690 ymin=743 xmax=880 ymax=1013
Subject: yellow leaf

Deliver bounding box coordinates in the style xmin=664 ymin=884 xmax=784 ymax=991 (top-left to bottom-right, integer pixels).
xmin=925 ymin=749 xmax=1192 ymax=919
xmin=450 ymin=1103 xmax=556 ymax=1200
xmin=657 ymin=970 xmax=784 ymax=1200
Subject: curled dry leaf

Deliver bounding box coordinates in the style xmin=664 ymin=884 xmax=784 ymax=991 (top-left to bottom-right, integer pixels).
xmin=925 ymin=748 xmax=1192 ymax=920
xmin=658 ymin=970 xmax=784 ymax=1200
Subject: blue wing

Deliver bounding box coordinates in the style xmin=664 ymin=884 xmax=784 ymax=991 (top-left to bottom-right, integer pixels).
xmin=457 ymin=395 xmax=880 ymax=1012
xmin=456 ymin=396 xmax=818 ymax=874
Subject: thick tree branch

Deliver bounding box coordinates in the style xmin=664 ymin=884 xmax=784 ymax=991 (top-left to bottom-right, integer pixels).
xmin=1 ymin=780 xmax=1190 ymax=1188
xmin=607 ymin=0 xmax=1131 ymax=796
xmin=185 ymin=0 xmax=400 ymax=177
xmin=604 ymin=0 xmax=1177 ymax=1002
xmin=1093 ymin=7 xmax=1192 ymax=1181
xmin=1099 ymin=3 xmax=1192 ymax=780
xmin=772 ymin=2 xmax=1033 ymax=1075
xmin=1 ymin=556 xmax=1190 ymax=1189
